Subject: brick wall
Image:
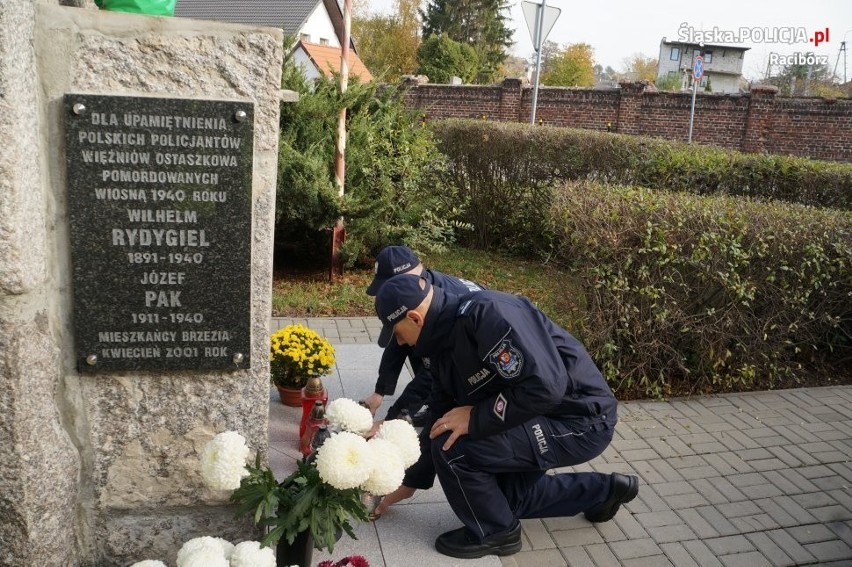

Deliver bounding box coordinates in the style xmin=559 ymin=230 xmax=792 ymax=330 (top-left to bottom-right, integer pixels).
xmin=398 ymin=77 xmax=852 ymax=162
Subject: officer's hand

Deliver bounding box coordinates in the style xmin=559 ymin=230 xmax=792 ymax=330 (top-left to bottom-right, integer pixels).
xmin=373 ymin=485 xmax=417 ymax=518
xmin=365 ymin=420 xmax=382 ymax=439
xmin=430 ymin=405 xmax=472 ymax=451
xmin=363 ymin=393 xmax=384 ymax=415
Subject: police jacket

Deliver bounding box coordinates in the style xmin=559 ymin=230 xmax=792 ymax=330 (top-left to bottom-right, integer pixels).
xmin=401 ymin=286 xmax=617 ymax=489
xmin=374 ymin=269 xmax=484 ymax=396
xmin=417 ymin=287 xmax=617 ymax=439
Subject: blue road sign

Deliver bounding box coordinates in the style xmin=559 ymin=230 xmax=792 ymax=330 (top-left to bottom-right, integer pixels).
xmin=693 ymin=55 xmax=704 ymax=79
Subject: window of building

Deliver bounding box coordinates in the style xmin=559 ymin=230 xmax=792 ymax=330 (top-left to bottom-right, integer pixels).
xmin=704 ymin=51 xmax=713 ymax=63
xmin=300 ymin=33 xmax=310 ymax=42
xmin=693 ymin=49 xmax=701 ymax=60
xmin=319 ymin=38 xmax=329 ymax=45
xmin=670 ymin=47 xmax=680 ymax=60
xmin=700 ymin=76 xmax=708 ymax=87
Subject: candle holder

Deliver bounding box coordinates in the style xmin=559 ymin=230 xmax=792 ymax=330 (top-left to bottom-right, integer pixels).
xmin=300 ymin=375 xmax=328 ymax=439
xmin=299 ymin=400 xmax=328 ymax=457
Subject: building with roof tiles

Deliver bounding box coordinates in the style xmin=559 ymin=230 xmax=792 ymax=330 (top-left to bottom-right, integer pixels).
xmin=175 ymin=0 xmax=373 ymax=81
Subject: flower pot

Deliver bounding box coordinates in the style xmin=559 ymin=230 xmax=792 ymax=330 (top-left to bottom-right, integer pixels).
xmin=276 ymin=529 xmax=313 ymax=567
xmin=276 ymin=385 xmax=302 ymax=407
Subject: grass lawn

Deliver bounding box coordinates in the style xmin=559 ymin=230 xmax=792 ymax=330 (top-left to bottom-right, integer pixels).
xmin=272 ymin=245 xmax=583 ymax=332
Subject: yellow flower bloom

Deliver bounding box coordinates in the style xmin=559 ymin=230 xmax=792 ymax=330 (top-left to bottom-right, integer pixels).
xmin=269 ymin=324 xmax=336 ymax=387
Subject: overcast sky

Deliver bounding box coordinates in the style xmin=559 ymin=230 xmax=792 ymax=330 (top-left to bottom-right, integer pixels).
xmin=367 ymin=0 xmax=851 ymax=81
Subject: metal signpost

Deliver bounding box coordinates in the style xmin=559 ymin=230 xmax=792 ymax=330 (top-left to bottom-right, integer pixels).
xmin=688 ymin=54 xmax=703 ymax=144
xmin=522 ymin=0 xmax=561 ymax=123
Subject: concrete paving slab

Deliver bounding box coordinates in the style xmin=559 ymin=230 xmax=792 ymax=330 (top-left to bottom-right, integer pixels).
xmin=374 ymin=501 xmax=501 ymax=567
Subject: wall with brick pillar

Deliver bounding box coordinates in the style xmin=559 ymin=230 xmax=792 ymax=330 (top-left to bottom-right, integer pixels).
xmin=498 ymin=77 xmax=525 ymax=122
xmin=765 ymin=96 xmax=852 ymax=161
xmin=614 ymin=81 xmax=646 ymax=136
xmin=742 ymin=85 xmax=777 ymax=154
xmin=636 ymin=91 xmax=752 ymax=150
xmin=398 ymin=79 xmax=851 ymax=162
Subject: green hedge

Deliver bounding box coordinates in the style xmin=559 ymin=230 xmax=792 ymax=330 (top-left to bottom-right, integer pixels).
xmin=552 ymin=181 xmax=851 ymax=397
xmin=431 ymin=120 xmax=852 ymax=252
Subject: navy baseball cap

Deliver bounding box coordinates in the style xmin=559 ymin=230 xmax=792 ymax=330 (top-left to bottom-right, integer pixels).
xmin=375 ymin=275 xmax=432 ymax=347
xmin=366 ymin=246 xmax=421 ymax=296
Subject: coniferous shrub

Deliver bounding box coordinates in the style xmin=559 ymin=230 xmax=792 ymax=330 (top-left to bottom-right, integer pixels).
xmin=275 ymin=54 xmax=465 ymax=266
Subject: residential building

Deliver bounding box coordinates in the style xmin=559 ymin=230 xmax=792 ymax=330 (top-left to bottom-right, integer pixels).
xmin=292 ymin=40 xmax=373 ymax=82
xmin=175 ymin=0 xmax=372 ymax=81
xmin=656 ymin=38 xmax=748 ymax=93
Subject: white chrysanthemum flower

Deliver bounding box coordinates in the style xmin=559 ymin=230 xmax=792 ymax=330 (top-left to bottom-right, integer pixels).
xmin=177 ymin=548 xmax=230 ymax=567
xmin=177 ymin=536 xmax=234 ymax=566
xmin=315 ymin=430 xmax=372 ymax=489
xmin=325 ymin=398 xmax=374 ymax=435
xmin=362 ymin=438 xmax=405 ymax=495
xmin=178 ymin=548 xmax=229 ymax=567
xmin=130 ymin=561 xmax=167 ymax=567
xmin=229 ymin=540 xmax=275 ymax=567
xmin=200 ymin=431 xmax=251 ymax=491
xmin=376 ymin=419 xmax=420 ymax=468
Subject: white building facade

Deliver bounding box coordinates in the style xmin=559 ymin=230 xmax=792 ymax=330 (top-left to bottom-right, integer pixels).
xmin=656 ymin=38 xmax=749 ymax=93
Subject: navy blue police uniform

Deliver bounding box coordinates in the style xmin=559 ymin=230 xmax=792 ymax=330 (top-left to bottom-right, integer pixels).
xmin=373 ymin=270 xmax=484 ymax=420
xmin=376 ymin=276 xmax=635 ymax=556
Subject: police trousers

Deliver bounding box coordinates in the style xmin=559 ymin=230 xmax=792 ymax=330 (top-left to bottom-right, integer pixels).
xmin=432 ymin=416 xmax=614 ymax=541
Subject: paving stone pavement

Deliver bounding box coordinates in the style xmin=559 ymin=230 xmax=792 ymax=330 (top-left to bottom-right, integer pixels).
xmin=270 ymin=317 xmax=852 ymax=567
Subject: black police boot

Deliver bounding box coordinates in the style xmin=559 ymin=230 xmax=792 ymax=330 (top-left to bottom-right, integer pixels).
xmin=584 ymin=473 xmax=639 ymax=523
xmin=435 ymin=521 xmax=522 ymax=559
xmin=411 ymin=404 xmax=431 ymax=427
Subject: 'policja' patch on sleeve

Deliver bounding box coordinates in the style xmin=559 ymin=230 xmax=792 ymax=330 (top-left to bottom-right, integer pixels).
xmin=493 ymin=393 xmax=508 ymax=421
xmin=489 ymin=339 xmax=524 ymax=379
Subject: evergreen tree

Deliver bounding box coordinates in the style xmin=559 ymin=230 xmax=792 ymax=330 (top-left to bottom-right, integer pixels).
xmin=420 ymin=0 xmax=512 ymax=83
xmin=275 ymin=53 xmax=463 ymax=266
xmin=416 ymin=35 xmax=479 ymax=83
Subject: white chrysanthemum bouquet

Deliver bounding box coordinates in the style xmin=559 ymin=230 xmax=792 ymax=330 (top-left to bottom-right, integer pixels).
xmin=129 ymin=535 xmax=276 ymax=567
xmin=198 ymin=398 xmax=419 ymax=554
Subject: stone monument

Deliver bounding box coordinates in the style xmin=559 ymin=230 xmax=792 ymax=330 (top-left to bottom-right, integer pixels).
xmin=0 ymin=2 xmax=290 ymax=565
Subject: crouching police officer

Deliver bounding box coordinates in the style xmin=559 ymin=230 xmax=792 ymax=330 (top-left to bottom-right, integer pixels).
xmin=363 ymin=245 xmax=484 ymax=424
xmin=374 ymin=274 xmax=639 ymax=559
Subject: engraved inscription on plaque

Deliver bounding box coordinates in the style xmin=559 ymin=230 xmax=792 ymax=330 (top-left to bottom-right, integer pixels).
xmin=64 ymin=94 xmax=253 ymax=372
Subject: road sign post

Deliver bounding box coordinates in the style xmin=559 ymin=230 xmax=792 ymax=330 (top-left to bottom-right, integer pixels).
xmin=522 ymin=0 xmax=561 ymax=124
xmin=688 ymin=55 xmax=703 ymax=144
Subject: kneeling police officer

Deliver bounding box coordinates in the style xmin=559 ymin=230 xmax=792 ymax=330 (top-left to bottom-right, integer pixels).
xmin=374 ymin=274 xmax=639 ymax=559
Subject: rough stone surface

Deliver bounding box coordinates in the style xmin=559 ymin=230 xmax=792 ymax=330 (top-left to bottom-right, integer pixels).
xmin=0 ymin=0 xmax=48 ymax=295
xmin=1 ymin=2 xmax=81 ymax=566
xmin=103 ymin=507 xmax=255 ymax=566
xmin=0 ymin=318 xmax=81 ymax=567
xmin=0 ymin=4 xmax=285 ymax=565
xmin=62 ymin=12 xmax=283 ymax=152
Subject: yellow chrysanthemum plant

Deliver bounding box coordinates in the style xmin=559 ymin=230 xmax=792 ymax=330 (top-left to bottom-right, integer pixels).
xmin=269 ymin=324 xmax=336 ymax=389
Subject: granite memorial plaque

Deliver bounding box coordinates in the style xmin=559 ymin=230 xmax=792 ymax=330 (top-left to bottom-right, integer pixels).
xmin=64 ymin=94 xmax=253 ymax=372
